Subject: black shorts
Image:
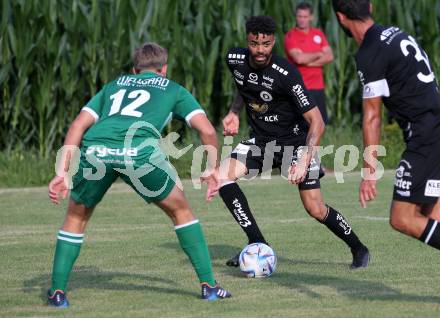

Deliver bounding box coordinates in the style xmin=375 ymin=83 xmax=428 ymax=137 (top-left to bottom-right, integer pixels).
xmin=393 ymin=141 xmax=440 ymax=204
xmin=229 ymin=138 xmax=325 ymax=190
xmin=309 ymin=89 xmax=328 ymax=124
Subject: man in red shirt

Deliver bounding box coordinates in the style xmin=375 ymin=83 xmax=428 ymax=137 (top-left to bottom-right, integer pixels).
xmin=284 ymin=2 xmax=333 ymax=123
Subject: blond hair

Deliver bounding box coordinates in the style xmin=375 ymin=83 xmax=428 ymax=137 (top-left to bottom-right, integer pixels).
xmin=132 ymin=42 xmax=168 ymax=70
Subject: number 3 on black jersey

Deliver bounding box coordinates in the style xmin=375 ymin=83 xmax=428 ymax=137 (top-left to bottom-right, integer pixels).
xmin=400 ymin=35 xmax=435 ymax=83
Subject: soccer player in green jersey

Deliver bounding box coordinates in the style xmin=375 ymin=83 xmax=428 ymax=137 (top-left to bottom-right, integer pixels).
xmin=47 ymin=42 xmax=231 ymax=307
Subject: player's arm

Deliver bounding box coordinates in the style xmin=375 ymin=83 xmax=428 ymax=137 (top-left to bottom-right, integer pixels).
xmin=223 ymin=91 xmax=243 ymax=136
xmin=359 ymin=96 xmax=382 ymax=208
xmin=190 ymin=114 xmax=219 ymax=170
xmin=63 ymin=111 xmax=96 ymax=149
xmin=174 ymin=86 xmax=220 ymax=201
xmin=289 ymin=107 xmax=325 ymax=184
xmin=189 ymin=114 xmax=220 ymax=201
xmin=287 ymin=48 xmax=323 ymax=65
xmin=49 ymin=111 xmax=96 ymax=204
xmin=305 ymin=46 xmax=334 ymax=67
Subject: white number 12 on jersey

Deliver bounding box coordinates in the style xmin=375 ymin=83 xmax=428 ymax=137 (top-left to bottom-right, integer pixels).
xmin=400 ymin=35 xmax=435 ymax=83
xmin=109 ymin=89 xmax=151 ymax=117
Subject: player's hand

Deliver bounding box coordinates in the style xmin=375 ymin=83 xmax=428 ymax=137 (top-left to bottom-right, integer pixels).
xmin=359 ymin=179 xmax=377 ymax=208
xmin=48 ymin=175 xmax=69 ymax=204
xmin=288 ymin=162 xmax=308 ymax=185
xmin=200 ymin=168 xmax=219 ymax=202
xmin=222 ymin=112 xmax=239 ymax=136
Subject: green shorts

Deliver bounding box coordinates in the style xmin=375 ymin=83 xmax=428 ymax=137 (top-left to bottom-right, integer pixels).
xmin=70 ymin=149 xmax=177 ymax=208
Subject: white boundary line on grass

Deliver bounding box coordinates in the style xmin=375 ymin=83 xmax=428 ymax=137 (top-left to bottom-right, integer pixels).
xmin=0 ymin=170 xmax=397 ymax=194
xmin=0 ymin=216 xmax=388 ymax=240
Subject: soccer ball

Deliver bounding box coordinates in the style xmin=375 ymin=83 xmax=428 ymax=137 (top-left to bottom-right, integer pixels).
xmin=239 ymin=243 xmax=277 ymax=278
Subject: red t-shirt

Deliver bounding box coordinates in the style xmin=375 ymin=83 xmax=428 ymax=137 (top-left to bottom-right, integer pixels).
xmin=284 ymin=27 xmax=329 ymax=90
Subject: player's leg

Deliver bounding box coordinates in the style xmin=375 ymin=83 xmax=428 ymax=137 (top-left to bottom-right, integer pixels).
xmin=48 ymin=158 xmax=117 ymax=307
xmin=390 ymin=200 xmax=440 ymax=249
xmin=390 ymin=144 xmax=440 ymax=248
xmin=48 ymin=199 xmax=95 ymax=307
xmin=155 ymin=185 xmax=213 ymax=284
xmin=154 ymin=185 xmax=231 ymax=300
xmin=424 ymin=198 xmax=440 ymax=220
xmin=218 ymin=157 xmax=268 ymax=244
xmin=218 ymin=156 xmax=269 ymax=266
xmin=299 ymin=187 xmax=370 ymax=269
xmin=123 ymin=159 xmax=230 ymax=300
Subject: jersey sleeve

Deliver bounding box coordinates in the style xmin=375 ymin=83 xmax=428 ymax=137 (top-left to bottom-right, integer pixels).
xmin=284 ymin=29 xmax=299 ymax=51
xmin=281 ymin=63 xmax=316 ymax=114
xmin=82 ymin=87 xmax=106 ymax=122
xmin=356 ymin=45 xmax=390 ymax=99
xmin=173 ymin=86 xmax=205 ymax=127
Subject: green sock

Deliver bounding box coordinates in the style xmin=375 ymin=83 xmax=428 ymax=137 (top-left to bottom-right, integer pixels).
xmin=175 ymin=220 xmax=216 ymax=286
xmin=50 ymin=230 xmax=83 ymax=294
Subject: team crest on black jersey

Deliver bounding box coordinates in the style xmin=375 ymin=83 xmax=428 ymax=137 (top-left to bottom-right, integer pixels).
xmin=260 ymin=91 xmax=273 ymax=102
xmin=249 ymin=102 xmax=269 ymax=114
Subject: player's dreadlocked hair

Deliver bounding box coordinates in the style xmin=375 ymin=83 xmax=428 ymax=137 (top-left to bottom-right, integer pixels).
xmin=332 ymin=0 xmax=371 ymax=21
xmin=245 ymin=16 xmax=276 ymax=35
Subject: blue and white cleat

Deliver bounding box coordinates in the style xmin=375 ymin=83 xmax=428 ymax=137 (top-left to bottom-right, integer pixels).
xmin=47 ymin=290 xmax=69 ymax=308
xmin=201 ymin=282 xmax=231 ymax=301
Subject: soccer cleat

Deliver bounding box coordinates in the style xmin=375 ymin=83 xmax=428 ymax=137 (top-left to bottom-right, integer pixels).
xmin=47 ymin=290 xmax=69 ymax=308
xmin=225 ymin=252 xmax=240 ymax=267
xmin=350 ymin=246 xmax=370 ymax=269
xmin=201 ymin=282 xmax=232 ymax=301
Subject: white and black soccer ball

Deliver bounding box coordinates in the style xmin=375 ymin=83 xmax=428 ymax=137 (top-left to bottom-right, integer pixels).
xmin=239 ymin=243 xmax=277 ymax=278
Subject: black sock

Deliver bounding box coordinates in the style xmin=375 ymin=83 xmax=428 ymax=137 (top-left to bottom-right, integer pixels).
xmin=219 ymin=182 xmax=268 ymax=245
xmin=321 ymin=206 xmax=364 ymax=251
xmin=419 ymin=219 xmax=440 ymax=250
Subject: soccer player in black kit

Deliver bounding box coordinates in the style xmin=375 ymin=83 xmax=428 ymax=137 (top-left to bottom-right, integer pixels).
xmin=212 ymin=16 xmax=370 ymax=269
xmin=332 ymin=1 xmax=440 ymax=250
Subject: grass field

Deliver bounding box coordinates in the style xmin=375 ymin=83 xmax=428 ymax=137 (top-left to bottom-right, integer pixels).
xmin=1 ymin=171 xmax=440 ymax=317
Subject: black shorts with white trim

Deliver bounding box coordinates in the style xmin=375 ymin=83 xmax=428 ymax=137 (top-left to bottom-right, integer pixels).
xmin=393 ymin=140 xmax=440 ymax=204
xmin=229 ymin=138 xmax=325 ymax=190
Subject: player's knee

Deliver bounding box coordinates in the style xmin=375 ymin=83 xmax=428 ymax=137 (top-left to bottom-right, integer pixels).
xmin=389 ymin=213 xmax=409 ymax=234
xmin=303 ymin=201 xmax=326 ymax=220
xmin=218 ymin=158 xmax=247 ymax=182
xmin=168 ymin=207 xmax=194 ymax=223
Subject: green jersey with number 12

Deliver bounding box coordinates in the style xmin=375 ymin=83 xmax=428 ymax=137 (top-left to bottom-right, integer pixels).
xmin=81 ymin=71 xmax=204 ymax=156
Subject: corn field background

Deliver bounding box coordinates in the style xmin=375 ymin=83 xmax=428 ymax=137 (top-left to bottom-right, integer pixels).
xmin=1 ymin=0 xmax=439 ymax=159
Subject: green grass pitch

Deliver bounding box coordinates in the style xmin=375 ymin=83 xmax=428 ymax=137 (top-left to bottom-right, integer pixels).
xmin=1 ymin=171 xmax=440 ymax=317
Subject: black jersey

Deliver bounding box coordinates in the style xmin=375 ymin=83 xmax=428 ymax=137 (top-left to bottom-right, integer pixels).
xmin=356 ymin=24 xmax=440 ymax=148
xmin=226 ymin=47 xmax=316 ymax=145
